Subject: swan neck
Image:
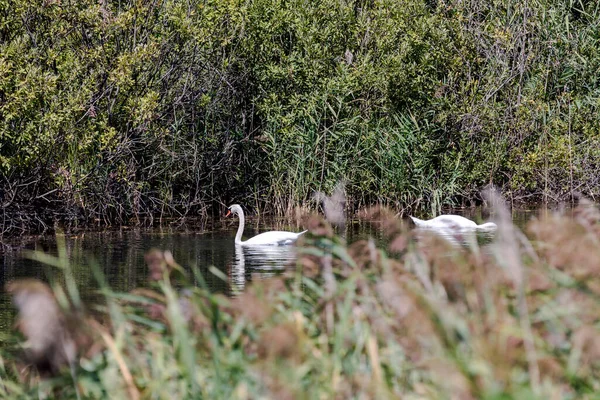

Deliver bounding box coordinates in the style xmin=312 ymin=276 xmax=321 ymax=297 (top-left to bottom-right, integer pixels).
xmin=235 ymin=210 xmax=245 ymax=245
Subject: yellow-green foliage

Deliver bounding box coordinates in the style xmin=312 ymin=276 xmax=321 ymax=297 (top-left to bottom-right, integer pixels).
xmin=1 ymin=0 xmax=600 ymax=230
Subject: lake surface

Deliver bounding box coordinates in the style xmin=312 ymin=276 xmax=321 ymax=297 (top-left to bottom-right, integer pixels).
xmin=0 ymin=207 xmax=551 ymax=332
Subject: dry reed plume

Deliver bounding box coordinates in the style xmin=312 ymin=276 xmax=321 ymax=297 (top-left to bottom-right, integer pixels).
xmin=2 ymin=199 xmax=600 ymax=398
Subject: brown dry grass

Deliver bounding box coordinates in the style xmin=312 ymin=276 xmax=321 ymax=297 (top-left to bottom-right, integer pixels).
xmin=2 ymin=200 xmax=600 ymax=398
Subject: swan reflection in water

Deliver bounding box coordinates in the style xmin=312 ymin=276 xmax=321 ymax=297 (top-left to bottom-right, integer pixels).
xmin=229 ymin=244 xmax=298 ymax=295
xmin=412 ymin=225 xmax=496 ymax=248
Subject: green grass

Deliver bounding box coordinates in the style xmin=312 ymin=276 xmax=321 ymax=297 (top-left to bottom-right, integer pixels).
xmin=2 ymin=199 xmax=600 ymax=398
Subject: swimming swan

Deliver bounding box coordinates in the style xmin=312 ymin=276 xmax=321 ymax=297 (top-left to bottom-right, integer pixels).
xmin=226 ymin=204 xmax=307 ymax=246
xmin=409 ymin=215 xmax=497 ymax=232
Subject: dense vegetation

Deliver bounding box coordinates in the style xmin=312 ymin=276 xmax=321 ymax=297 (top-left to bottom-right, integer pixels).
xmin=3 ymin=198 xmax=600 ymax=398
xmin=1 ymin=0 xmax=600 ymax=234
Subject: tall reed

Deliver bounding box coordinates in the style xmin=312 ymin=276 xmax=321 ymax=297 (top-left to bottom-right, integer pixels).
xmin=2 ymin=199 xmax=600 ymax=398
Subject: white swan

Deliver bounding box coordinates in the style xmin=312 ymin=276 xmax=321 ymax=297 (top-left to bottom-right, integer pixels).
xmin=226 ymin=204 xmax=307 ymax=246
xmin=410 ymin=215 xmax=497 ymax=232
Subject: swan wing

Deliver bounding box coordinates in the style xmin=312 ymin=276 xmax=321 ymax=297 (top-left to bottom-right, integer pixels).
xmin=432 ymin=215 xmax=477 ymax=228
xmin=243 ymin=231 xmax=304 ymax=246
xmin=409 ymin=216 xmax=426 ymax=226
xmin=414 ymin=215 xmax=478 ymax=230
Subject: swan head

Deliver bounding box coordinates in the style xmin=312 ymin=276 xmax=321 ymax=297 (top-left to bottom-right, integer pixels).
xmin=477 ymin=222 xmax=498 ymax=231
xmin=226 ymin=204 xmax=243 ymax=217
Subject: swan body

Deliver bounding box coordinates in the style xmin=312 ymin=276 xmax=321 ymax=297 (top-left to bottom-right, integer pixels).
xmin=226 ymin=204 xmax=307 ymax=246
xmin=410 ymin=215 xmax=497 ymax=232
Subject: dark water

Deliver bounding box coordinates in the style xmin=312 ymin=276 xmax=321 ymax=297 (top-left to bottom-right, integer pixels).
xmin=0 ymin=208 xmax=547 ymax=332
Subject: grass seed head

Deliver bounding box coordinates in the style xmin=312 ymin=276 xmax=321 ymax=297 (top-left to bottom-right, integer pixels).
xmin=6 ymin=279 xmax=78 ymax=377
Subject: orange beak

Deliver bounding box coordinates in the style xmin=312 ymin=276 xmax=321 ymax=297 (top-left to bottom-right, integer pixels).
xmin=225 ymin=210 xmax=231 ymax=217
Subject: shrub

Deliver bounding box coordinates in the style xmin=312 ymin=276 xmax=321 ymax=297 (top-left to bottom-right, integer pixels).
xmin=1 ymin=0 xmax=600 ymax=234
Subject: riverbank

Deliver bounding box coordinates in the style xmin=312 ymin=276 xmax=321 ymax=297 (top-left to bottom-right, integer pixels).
xmin=2 ymin=0 xmax=599 ymax=237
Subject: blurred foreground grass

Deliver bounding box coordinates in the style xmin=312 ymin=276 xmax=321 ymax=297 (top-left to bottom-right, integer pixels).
xmin=2 ymin=201 xmax=600 ymax=399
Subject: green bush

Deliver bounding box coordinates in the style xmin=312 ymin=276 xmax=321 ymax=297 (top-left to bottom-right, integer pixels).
xmin=1 ymin=0 xmax=599 ymax=233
